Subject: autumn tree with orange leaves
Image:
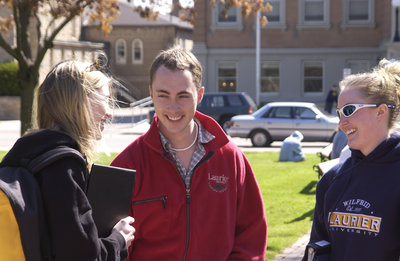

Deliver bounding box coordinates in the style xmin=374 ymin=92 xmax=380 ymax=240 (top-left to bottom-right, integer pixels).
xmin=134 ymin=0 xmax=272 ymax=27
xmin=0 ymin=0 xmax=119 ymax=134
xmin=0 ymin=0 xmax=271 ymax=135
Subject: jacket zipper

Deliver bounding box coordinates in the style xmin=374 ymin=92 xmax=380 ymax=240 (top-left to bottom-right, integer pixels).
xmin=182 ymin=152 xmax=214 ymax=261
xmin=133 ymin=196 xmax=168 ymax=208
xmin=183 ymin=187 xmax=191 ymax=261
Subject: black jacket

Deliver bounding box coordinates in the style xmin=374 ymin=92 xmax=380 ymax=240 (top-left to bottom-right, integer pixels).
xmin=1 ymin=129 xmax=127 ymax=261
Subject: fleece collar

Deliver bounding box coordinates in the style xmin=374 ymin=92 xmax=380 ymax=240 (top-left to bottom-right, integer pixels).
xmin=143 ymin=111 xmax=229 ymax=154
xmin=350 ymin=132 xmax=400 ymax=164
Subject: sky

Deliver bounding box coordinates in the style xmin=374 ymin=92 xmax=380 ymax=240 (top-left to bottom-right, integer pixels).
xmin=132 ymin=0 xmax=195 ymax=14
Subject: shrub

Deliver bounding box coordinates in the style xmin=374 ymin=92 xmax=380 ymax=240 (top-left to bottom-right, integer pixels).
xmin=0 ymin=61 xmax=20 ymax=96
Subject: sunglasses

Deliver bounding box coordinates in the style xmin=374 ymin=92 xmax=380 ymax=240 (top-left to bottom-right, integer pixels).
xmin=336 ymin=104 xmax=395 ymax=119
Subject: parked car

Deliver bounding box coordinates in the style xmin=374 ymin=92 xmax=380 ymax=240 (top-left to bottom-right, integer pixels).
xmin=148 ymin=92 xmax=257 ymax=132
xmin=197 ymin=92 xmax=257 ymax=131
xmin=227 ymin=102 xmax=339 ymax=147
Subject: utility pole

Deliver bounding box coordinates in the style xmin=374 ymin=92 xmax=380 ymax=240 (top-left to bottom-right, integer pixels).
xmin=393 ymin=0 xmax=400 ymax=41
xmin=392 ymin=0 xmax=400 ymax=42
xmin=256 ymin=11 xmax=261 ymax=106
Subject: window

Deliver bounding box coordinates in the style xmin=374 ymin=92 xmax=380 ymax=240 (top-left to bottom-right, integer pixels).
xmin=269 ymin=107 xmax=292 ymax=119
xmin=200 ymin=95 xmax=225 ymax=108
xmin=218 ymin=62 xmax=237 ymax=92
xmin=349 ymin=0 xmax=369 ymax=21
xmin=295 ymin=107 xmax=317 ymax=119
xmin=305 ymin=0 xmax=324 ymax=21
xmin=342 ymin=0 xmax=375 ymax=27
xmin=132 ymin=39 xmax=143 ymax=64
xmin=262 ymin=0 xmax=286 ymax=29
xmin=115 ymin=39 xmax=126 ymax=64
xmin=345 ymin=60 xmax=370 ymax=74
xmin=265 ymin=0 xmax=279 ymax=22
xmin=211 ymin=3 xmax=243 ymax=30
xmin=226 ymin=95 xmax=243 ymax=106
xmin=297 ymin=0 xmax=330 ymax=29
xmin=304 ymin=61 xmax=323 ymax=93
xmin=218 ymin=3 xmax=237 ymax=23
xmin=261 ymin=61 xmax=280 ymax=93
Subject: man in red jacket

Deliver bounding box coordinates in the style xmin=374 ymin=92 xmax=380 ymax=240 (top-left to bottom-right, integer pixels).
xmin=111 ymin=47 xmax=267 ymax=261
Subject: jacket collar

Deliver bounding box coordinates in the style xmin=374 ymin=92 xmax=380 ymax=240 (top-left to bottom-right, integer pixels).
xmin=143 ymin=111 xmax=230 ymax=154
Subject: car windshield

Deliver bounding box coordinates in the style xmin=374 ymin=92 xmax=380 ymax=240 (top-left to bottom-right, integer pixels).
xmin=253 ymin=104 xmax=270 ymax=117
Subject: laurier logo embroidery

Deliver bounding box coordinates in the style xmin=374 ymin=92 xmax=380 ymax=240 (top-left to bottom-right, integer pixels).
xmin=208 ymin=172 xmax=229 ymax=192
xmin=328 ymin=198 xmax=382 ymax=236
xmin=329 ymin=212 xmax=381 ymax=233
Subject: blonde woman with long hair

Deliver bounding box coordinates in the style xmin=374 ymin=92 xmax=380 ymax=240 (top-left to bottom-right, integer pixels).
xmin=1 ymin=57 xmax=134 ymax=260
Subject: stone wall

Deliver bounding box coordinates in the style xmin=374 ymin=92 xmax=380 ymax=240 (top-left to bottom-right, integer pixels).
xmin=0 ymin=96 xmax=20 ymax=120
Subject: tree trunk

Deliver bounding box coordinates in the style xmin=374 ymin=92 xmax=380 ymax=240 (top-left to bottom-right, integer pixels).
xmin=18 ymin=66 xmax=38 ymax=135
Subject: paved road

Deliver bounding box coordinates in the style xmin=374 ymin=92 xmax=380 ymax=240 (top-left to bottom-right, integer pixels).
xmin=0 ymin=120 xmax=329 ymax=154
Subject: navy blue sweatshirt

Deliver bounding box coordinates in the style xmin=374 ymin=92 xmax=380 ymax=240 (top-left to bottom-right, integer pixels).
xmin=309 ymin=133 xmax=400 ymax=261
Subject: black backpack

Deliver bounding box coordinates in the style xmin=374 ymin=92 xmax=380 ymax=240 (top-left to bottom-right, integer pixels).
xmin=0 ymin=146 xmax=85 ymax=261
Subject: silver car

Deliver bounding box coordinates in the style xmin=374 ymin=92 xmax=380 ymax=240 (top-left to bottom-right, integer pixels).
xmin=227 ymin=102 xmax=339 ymax=147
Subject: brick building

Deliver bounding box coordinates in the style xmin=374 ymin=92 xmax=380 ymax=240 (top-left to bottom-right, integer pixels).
xmin=81 ymin=0 xmax=193 ymax=101
xmin=193 ymin=0 xmax=399 ymax=106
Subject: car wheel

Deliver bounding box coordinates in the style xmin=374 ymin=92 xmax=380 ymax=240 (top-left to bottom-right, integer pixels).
xmin=251 ymin=130 xmax=271 ymax=147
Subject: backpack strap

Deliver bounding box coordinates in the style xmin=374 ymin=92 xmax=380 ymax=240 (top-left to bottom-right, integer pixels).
xmin=24 ymin=146 xmax=87 ymax=261
xmin=27 ymin=146 xmax=86 ymax=174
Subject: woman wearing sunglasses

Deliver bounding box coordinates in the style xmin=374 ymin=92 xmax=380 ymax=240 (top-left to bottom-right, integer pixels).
xmin=304 ymin=59 xmax=400 ymax=261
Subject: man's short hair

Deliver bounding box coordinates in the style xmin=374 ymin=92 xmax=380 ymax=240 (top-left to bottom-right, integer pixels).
xmin=149 ymin=46 xmax=203 ymax=91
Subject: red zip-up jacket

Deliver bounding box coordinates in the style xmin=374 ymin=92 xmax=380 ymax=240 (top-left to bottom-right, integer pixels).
xmin=111 ymin=111 xmax=267 ymax=261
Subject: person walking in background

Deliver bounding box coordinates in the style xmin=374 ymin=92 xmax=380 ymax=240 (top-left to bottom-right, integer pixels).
xmin=304 ymin=59 xmax=400 ymax=260
xmin=111 ymin=47 xmax=267 ymax=260
xmin=0 ymin=58 xmax=135 ymax=260
xmin=324 ymin=85 xmax=338 ymax=114
xmin=279 ymin=131 xmax=305 ymax=162
xmin=330 ymin=128 xmax=347 ymax=159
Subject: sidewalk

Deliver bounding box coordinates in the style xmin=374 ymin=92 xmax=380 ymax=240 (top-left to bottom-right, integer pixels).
xmin=0 ymin=120 xmax=21 ymax=151
xmin=273 ymin=232 xmax=309 ymax=261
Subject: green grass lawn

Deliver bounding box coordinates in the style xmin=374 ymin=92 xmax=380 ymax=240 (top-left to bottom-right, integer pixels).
xmin=0 ymin=150 xmax=319 ymax=260
xmin=248 ymin=151 xmax=319 ymax=260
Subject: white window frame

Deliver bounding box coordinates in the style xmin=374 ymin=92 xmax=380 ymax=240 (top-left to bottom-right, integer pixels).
xmin=341 ymin=0 xmax=375 ymax=28
xmin=115 ymin=39 xmax=127 ymax=64
xmin=261 ymin=0 xmax=287 ymax=30
xmin=217 ymin=61 xmax=238 ymax=92
xmin=132 ymin=39 xmax=143 ymax=64
xmin=297 ymin=0 xmax=330 ymax=29
xmin=260 ymin=61 xmax=280 ymax=93
xmin=211 ymin=3 xmax=243 ymax=31
xmin=303 ymin=61 xmax=324 ymax=93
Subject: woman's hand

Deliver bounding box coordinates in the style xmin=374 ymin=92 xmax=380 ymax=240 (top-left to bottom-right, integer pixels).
xmin=113 ymin=216 xmax=135 ymax=248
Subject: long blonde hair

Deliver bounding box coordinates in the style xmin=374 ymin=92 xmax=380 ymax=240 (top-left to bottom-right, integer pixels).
xmin=32 ymin=59 xmax=112 ymax=165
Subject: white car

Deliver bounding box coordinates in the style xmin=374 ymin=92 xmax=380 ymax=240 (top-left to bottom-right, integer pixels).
xmin=227 ymin=102 xmax=339 ymax=147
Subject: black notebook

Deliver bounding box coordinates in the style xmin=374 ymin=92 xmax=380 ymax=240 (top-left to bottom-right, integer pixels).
xmin=87 ymin=163 xmax=136 ymax=237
